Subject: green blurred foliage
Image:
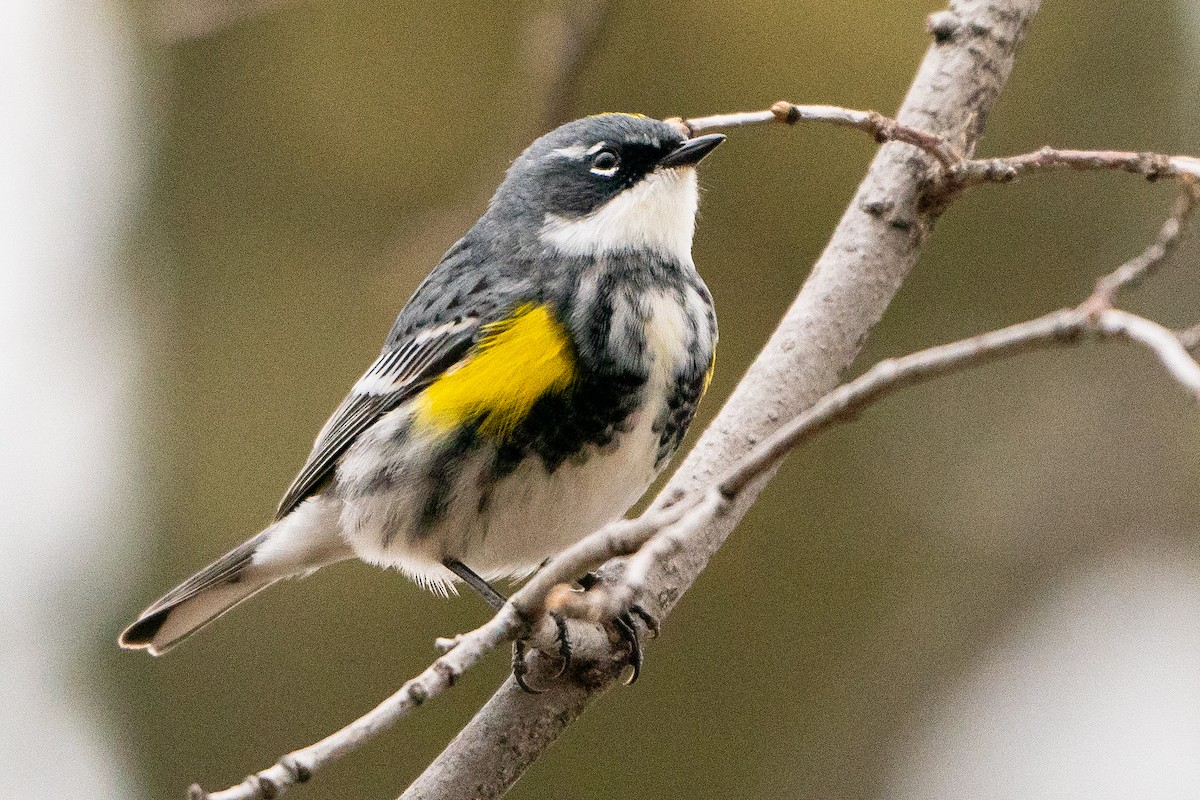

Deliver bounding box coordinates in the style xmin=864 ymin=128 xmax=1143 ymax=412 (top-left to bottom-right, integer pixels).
xmin=99 ymin=0 xmax=1199 ymax=797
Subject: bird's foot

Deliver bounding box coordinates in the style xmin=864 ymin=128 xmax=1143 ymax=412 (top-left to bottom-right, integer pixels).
xmin=512 ymin=572 xmax=660 ymax=692
xmin=511 ymin=611 xmax=574 ymax=694
xmin=576 ymin=572 xmax=660 ymax=685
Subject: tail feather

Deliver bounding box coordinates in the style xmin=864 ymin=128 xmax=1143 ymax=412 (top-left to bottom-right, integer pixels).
xmin=119 ymin=530 xmax=275 ymax=655
xmin=120 ymin=502 xmax=351 ymax=655
xmin=119 ymin=573 xmax=276 ymax=656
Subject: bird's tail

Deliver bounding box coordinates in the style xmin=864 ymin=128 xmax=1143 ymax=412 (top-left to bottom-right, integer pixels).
xmin=119 ymin=503 xmax=350 ymax=656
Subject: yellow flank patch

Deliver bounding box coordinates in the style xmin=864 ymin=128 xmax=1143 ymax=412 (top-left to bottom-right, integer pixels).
xmin=416 ymin=304 xmax=575 ymax=440
xmin=702 ymin=352 xmax=716 ymax=397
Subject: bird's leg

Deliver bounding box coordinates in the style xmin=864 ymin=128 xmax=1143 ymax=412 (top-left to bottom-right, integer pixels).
xmin=576 ymin=572 xmax=660 ymax=685
xmin=442 ymin=558 xmax=568 ymax=693
xmin=443 ymin=558 xmax=506 ymax=611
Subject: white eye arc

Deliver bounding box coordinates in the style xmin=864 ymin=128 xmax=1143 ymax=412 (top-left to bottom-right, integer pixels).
xmin=589 ymin=149 xmax=620 ymax=177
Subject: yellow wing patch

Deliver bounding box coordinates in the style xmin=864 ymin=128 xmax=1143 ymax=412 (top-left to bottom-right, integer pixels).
xmin=415 ymin=304 xmax=575 ymax=440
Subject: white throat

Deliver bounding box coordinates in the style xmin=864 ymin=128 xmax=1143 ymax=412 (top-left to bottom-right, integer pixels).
xmin=539 ymin=167 xmax=699 ymax=262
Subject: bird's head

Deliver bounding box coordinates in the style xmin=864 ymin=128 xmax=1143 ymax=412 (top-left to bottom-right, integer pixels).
xmin=487 ymin=113 xmax=725 ymax=263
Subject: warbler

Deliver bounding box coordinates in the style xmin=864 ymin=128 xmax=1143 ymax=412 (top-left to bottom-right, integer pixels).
xmin=120 ymin=114 xmax=723 ymax=657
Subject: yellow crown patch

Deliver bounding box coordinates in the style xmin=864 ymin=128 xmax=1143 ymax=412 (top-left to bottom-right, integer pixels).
xmin=586 ymin=112 xmax=648 ymax=120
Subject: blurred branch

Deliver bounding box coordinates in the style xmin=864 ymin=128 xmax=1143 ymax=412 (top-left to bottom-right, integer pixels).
xmin=373 ymin=0 xmax=615 ymax=306
xmin=152 ymin=0 xmax=614 ymax=95
xmin=1181 ymin=324 xmax=1200 ymax=354
xmin=151 ymin=0 xmax=292 ymax=42
xmin=521 ymin=0 xmax=616 ymax=132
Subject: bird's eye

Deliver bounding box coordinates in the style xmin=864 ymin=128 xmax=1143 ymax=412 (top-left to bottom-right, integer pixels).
xmin=589 ymin=149 xmax=620 ymax=176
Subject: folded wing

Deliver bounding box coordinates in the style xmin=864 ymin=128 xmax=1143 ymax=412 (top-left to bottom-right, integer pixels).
xmin=275 ymin=317 xmax=479 ymax=518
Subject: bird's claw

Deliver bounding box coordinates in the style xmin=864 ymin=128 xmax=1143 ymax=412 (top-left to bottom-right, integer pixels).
xmin=627 ymin=603 xmax=660 ymax=640
xmin=611 ymin=603 xmax=658 ymax=685
xmin=511 ymin=612 xmax=574 ymax=693
xmin=511 ymin=639 xmax=541 ymax=694
xmin=549 ymin=611 xmax=573 ymax=678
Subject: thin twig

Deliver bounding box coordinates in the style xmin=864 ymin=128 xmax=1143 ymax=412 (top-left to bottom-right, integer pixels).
xmin=194 ymin=605 xmax=527 ymax=800
xmin=676 ymin=103 xmax=1200 ymax=193
xmin=1089 ymin=180 xmax=1200 ymax=305
xmin=954 ymin=147 xmax=1200 ymax=185
xmin=676 ymin=102 xmax=963 ymax=167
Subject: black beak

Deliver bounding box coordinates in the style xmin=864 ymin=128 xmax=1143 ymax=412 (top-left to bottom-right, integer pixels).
xmin=657 ymin=133 xmax=726 ymax=169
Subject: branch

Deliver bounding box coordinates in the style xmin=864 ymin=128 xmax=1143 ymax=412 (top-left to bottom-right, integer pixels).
xmin=402 ymin=1 xmax=1045 ymax=797
xmin=677 ymin=105 xmax=1200 ymax=200
xmin=953 ymin=147 xmax=1200 ymax=185
xmin=573 ymin=305 xmax=1200 ymax=624
xmin=193 ymin=4 xmax=1200 ymax=799
xmin=1090 ymin=181 xmax=1200 ymax=303
xmin=196 ymin=140 xmax=1200 ymax=798
xmin=556 ymin=186 xmax=1200 ymax=624
xmin=675 ymin=102 xmax=963 ymax=167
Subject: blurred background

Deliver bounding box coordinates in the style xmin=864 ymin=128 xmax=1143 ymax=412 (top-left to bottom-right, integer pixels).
xmin=3 ymin=0 xmax=1199 ymax=798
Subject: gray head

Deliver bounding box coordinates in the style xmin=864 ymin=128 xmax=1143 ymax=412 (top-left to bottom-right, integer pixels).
xmin=485 ymin=114 xmax=725 ymax=263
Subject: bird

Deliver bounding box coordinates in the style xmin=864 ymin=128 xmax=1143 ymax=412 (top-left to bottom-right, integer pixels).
xmin=119 ymin=113 xmax=724 ymax=664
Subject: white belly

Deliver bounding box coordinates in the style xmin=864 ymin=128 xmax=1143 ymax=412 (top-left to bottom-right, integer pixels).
xmin=333 ymin=287 xmax=702 ymax=594
xmin=334 ymin=401 xmax=662 ymax=593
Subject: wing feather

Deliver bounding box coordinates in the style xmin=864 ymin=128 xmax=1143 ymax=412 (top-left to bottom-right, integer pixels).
xmin=274 ymin=317 xmax=478 ymax=518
